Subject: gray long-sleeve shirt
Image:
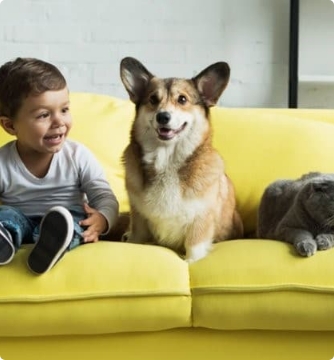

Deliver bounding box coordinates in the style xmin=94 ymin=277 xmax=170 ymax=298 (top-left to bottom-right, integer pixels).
xmin=0 ymin=139 xmax=119 ymax=232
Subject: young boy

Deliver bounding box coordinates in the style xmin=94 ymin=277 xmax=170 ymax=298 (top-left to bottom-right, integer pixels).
xmin=0 ymin=57 xmax=119 ymax=274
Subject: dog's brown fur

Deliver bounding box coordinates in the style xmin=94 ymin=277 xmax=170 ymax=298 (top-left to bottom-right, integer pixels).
xmin=120 ymin=57 xmax=243 ymax=262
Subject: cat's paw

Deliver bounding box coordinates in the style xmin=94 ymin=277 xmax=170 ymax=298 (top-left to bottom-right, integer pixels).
xmin=295 ymin=240 xmax=317 ymax=257
xmin=316 ymin=234 xmax=334 ymax=250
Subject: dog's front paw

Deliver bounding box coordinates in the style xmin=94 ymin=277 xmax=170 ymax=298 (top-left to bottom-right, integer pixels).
xmin=185 ymin=258 xmax=196 ymax=265
xmin=295 ymin=239 xmax=317 ymax=257
xmin=316 ymin=234 xmax=334 ymax=251
xmin=185 ymin=240 xmax=213 ymax=263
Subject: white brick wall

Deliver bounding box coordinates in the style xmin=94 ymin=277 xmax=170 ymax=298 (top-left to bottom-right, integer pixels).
xmin=1 ymin=0 xmax=329 ymax=108
xmin=298 ymin=0 xmax=334 ymax=108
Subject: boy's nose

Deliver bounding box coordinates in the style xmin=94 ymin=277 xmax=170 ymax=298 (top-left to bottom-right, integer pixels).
xmin=51 ymin=113 xmax=65 ymax=127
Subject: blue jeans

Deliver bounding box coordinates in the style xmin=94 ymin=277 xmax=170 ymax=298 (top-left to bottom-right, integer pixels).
xmin=0 ymin=205 xmax=86 ymax=252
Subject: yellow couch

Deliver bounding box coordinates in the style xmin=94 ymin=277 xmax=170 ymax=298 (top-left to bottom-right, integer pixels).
xmin=1 ymin=93 xmax=334 ymax=360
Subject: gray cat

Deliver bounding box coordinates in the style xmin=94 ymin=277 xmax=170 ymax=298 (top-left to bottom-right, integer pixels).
xmin=257 ymin=172 xmax=334 ymax=257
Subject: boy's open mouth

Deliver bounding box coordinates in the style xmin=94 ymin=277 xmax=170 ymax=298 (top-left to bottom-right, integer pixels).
xmin=44 ymin=134 xmax=64 ymax=143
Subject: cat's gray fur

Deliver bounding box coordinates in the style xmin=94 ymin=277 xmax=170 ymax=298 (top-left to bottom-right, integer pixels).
xmin=257 ymin=172 xmax=334 ymax=256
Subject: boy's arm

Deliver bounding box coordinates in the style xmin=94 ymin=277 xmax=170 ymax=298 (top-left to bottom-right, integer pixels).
xmin=76 ymin=143 xmax=119 ymax=233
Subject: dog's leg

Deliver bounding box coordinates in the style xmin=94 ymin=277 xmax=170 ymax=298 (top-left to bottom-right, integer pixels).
xmin=124 ymin=206 xmax=154 ymax=244
xmin=184 ymin=216 xmax=214 ymax=263
xmin=185 ymin=240 xmax=213 ymax=264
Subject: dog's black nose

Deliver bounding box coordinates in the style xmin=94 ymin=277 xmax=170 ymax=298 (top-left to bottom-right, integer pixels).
xmin=156 ymin=111 xmax=171 ymax=125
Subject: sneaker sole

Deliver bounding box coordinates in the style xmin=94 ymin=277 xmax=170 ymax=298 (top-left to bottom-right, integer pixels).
xmin=0 ymin=227 xmax=15 ymax=265
xmin=27 ymin=207 xmax=74 ymax=274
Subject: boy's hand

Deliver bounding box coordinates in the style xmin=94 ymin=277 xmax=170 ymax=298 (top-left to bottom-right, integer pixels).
xmin=79 ymin=203 xmax=108 ymax=243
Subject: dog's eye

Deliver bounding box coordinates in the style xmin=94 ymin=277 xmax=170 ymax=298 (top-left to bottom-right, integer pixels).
xmin=178 ymin=95 xmax=187 ymax=105
xmin=149 ymin=94 xmax=159 ymax=105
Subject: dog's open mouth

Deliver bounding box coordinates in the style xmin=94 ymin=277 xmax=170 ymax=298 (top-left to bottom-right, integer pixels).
xmin=157 ymin=123 xmax=187 ymax=141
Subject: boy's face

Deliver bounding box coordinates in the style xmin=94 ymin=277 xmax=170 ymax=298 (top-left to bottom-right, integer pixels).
xmin=11 ymin=87 xmax=72 ymax=155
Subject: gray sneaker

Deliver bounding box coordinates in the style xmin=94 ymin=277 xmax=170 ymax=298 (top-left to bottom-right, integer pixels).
xmin=27 ymin=206 xmax=74 ymax=274
xmin=0 ymin=223 xmax=15 ymax=265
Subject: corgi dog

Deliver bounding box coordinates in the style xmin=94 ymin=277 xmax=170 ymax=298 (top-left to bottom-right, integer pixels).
xmin=120 ymin=57 xmax=243 ymax=262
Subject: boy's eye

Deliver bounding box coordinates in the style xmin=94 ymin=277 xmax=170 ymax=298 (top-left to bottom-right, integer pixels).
xmin=36 ymin=112 xmax=49 ymax=120
xmin=62 ymin=107 xmax=70 ymax=113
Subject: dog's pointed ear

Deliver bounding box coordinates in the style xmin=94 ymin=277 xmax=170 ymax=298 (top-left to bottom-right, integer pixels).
xmin=192 ymin=62 xmax=230 ymax=107
xmin=120 ymin=57 xmax=153 ymax=104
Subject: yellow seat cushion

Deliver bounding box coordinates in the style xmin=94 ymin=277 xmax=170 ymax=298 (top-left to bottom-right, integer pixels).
xmin=0 ymin=242 xmax=191 ymax=337
xmin=190 ymin=240 xmax=334 ymax=331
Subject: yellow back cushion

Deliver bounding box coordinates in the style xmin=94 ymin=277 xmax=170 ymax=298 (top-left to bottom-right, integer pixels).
xmin=211 ymin=107 xmax=334 ymax=234
xmin=1 ymin=92 xmax=334 ymax=236
xmin=69 ymin=93 xmax=134 ymax=213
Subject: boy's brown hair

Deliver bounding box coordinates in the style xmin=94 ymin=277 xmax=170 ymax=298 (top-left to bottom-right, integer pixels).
xmin=0 ymin=57 xmax=67 ymax=118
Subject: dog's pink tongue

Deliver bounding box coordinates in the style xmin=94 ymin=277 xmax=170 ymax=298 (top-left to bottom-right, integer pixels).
xmin=159 ymin=128 xmax=175 ymax=139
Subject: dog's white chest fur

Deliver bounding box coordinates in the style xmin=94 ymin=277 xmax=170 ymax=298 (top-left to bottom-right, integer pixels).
xmin=135 ymin=145 xmax=206 ymax=249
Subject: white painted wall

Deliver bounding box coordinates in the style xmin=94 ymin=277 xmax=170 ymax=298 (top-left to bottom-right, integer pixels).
xmin=0 ymin=0 xmax=331 ymax=108
xmin=299 ymin=0 xmax=334 ymax=108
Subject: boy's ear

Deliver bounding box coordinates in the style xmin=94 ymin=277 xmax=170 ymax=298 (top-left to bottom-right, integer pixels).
xmin=0 ymin=116 xmax=16 ymax=135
